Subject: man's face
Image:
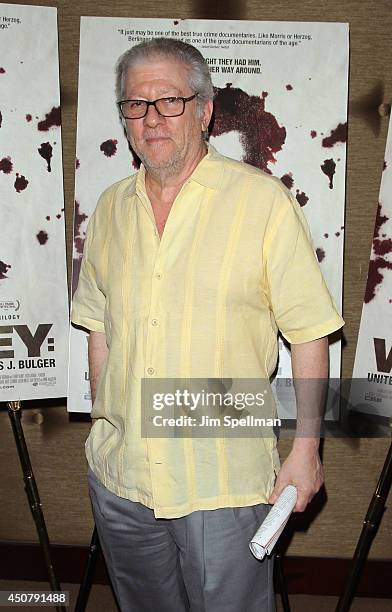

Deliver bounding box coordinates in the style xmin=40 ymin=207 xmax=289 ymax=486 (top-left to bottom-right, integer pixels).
xmin=122 ymin=57 xmax=212 ymax=175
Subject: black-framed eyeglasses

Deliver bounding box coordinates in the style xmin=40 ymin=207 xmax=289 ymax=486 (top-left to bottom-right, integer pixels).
xmin=117 ymin=93 xmax=198 ymax=119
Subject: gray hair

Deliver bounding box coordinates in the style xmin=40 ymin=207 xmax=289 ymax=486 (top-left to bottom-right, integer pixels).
xmin=115 ymin=37 xmax=214 ymax=116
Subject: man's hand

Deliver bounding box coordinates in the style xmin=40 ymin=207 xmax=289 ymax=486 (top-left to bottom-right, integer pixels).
xmin=268 ymin=439 xmax=324 ymax=512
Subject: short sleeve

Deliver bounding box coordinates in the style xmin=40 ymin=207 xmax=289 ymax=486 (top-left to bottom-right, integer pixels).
xmin=264 ymin=187 xmax=344 ymax=344
xmin=71 ymin=211 xmax=106 ymax=333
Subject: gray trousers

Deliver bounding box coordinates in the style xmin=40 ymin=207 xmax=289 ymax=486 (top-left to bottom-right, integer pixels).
xmin=87 ymin=467 xmax=275 ymax=612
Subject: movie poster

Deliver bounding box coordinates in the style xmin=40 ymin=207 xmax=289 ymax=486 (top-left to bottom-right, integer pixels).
xmin=69 ymin=18 xmax=348 ymax=413
xmin=0 ymin=5 xmax=68 ymax=401
xmin=350 ymin=117 xmax=392 ymax=418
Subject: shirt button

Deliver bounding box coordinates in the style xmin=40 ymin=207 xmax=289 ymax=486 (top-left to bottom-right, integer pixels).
xmin=147 ymin=367 xmax=155 ymax=376
xmin=155 ymin=272 xmax=162 ymax=280
xmin=151 ymin=318 xmax=158 ymax=326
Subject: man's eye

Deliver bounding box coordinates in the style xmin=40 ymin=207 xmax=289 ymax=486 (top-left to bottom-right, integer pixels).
xmin=130 ymin=100 xmax=144 ymax=108
xmin=165 ymin=97 xmax=178 ymax=104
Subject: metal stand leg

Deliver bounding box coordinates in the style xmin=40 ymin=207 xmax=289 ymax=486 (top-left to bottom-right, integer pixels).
xmin=335 ymin=441 xmax=392 ymax=612
xmin=74 ymin=526 xmax=101 ymax=612
xmin=7 ymin=401 xmax=66 ymax=612
xmin=275 ymin=550 xmax=291 ymax=612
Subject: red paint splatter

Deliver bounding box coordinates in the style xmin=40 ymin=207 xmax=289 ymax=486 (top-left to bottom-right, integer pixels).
xmin=324 ymin=233 xmax=329 ymax=238
xmin=335 ymin=232 xmax=340 ymax=237
xmin=46 ymin=216 xmax=50 ymax=221
xmin=296 ymin=190 xmax=309 ymax=207
xmin=38 ymin=106 xmax=61 ymax=131
xmin=212 ymin=84 xmax=286 ymax=171
xmin=281 ymin=173 xmax=294 ymax=190
xmin=174 ymin=20 xmax=179 ymax=25
xmin=76 ymin=158 xmax=80 ymax=169
xmin=0 ymin=157 xmax=12 ymax=174
xmin=26 ymin=114 xmax=32 ymax=122
xmin=310 ymin=130 xmax=317 ymax=138
xmin=364 ymin=203 xmax=392 ymax=303
xmin=321 ymin=159 xmax=336 ymax=189
xmin=322 ymin=123 xmax=347 ymax=148
xmin=316 ymin=248 xmax=325 ymax=262
xmin=72 ymin=201 xmax=89 ymax=295
xmin=286 ymin=84 xmax=293 ymax=91
xmin=56 ymin=214 xmax=61 ymax=219
xmin=14 ymin=173 xmax=29 ymax=192
xmin=38 ymin=142 xmax=53 ymax=172
xmin=261 ymin=91 xmax=268 ymax=98
xmin=36 ymin=231 xmax=48 ymax=245
xmin=0 ymin=68 xmax=5 ymax=74
xmin=0 ymin=261 xmax=11 ymax=279
xmin=0 ymin=110 xmax=2 ymax=128
xmin=100 ymin=139 xmax=118 ymax=157
xmin=383 ymin=161 xmax=387 ymax=171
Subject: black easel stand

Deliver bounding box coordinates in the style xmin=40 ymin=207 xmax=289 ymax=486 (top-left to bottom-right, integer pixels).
xmin=335 ymin=440 xmax=392 ymax=612
xmin=275 ymin=550 xmax=291 ymax=612
xmin=75 ymin=526 xmax=291 ymax=612
xmin=7 ymin=401 xmax=66 ymax=612
xmin=74 ymin=527 xmax=101 ymax=612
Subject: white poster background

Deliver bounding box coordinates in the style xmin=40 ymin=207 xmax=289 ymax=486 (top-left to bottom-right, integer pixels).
xmin=0 ymin=4 xmax=68 ymax=401
xmin=69 ymin=18 xmax=348 ymax=413
xmin=350 ymin=117 xmax=392 ymax=417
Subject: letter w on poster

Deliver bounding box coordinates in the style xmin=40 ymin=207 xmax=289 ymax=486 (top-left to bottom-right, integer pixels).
xmin=68 ymin=17 xmax=348 ymax=413
xmin=0 ymin=4 xmax=68 ymax=401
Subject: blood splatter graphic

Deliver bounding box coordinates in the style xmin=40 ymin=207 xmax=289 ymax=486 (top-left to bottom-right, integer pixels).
xmin=310 ymin=130 xmax=317 ymax=138
xmin=296 ymin=190 xmax=309 ymax=207
xmin=14 ymin=173 xmax=29 ymax=192
xmin=46 ymin=216 xmax=50 ymax=221
xmin=335 ymin=232 xmax=340 ymax=237
xmin=0 ymin=261 xmax=11 ymax=279
xmin=365 ymin=203 xmax=392 ymax=303
xmin=322 ymin=122 xmax=347 ymax=148
xmin=56 ymin=214 xmax=61 ymax=219
xmin=212 ymin=84 xmax=286 ymax=171
xmin=324 ymin=233 xmax=329 ymax=238
xmin=174 ymin=20 xmax=179 ymax=25
xmin=321 ymin=159 xmax=336 ymax=189
xmin=72 ymin=201 xmax=89 ymax=295
xmin=316 ymin=248 xmax=325 ymax=262
xmin=383 ymin=161 xmax=387 ymax=171
xmin=36 ymin=231 xmax=48 ymax=245
xmin=38 ymin=142 xmax=53 ymax=172
xmin=26 ymin=114 xmax=32 ymax=122
xmin=0 ymin=157 xmax=13 ymax=174
xmin=38 ymin=106 xmax=61 ymax=131
xmin=281 ymin=173 xmax=294 ymax=189
xmin=0 ymin=68 xmax=5 ymax=74
xmin=0 ymin=110 xmax=2 ymax=128
xmin=76 ymin=158 xmax=80 ymax=169
xmin=286 ymin=84 xmax=293 ymax=91
xmin=100 ymin=139 xmax=118 ymax=157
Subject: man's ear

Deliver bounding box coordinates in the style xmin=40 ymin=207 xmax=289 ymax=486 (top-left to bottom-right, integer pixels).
xmin=202 ymin=99 xmax=214 ymax=130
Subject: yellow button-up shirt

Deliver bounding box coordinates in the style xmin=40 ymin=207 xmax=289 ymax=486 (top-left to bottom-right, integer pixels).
xmin=71 ymin=145 xmax=344 ymax=518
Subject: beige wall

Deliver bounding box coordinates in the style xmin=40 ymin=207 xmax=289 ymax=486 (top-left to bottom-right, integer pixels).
xmin=1 ymin=0 xmax=391 ymax=558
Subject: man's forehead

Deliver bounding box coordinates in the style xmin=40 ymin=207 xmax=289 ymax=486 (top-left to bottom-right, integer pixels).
xmin=124 ymin=58 xmax=191 ymax=96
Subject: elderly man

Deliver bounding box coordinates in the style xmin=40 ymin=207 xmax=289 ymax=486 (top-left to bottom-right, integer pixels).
xmin=71 ymin=38 xmax=344 ymax=611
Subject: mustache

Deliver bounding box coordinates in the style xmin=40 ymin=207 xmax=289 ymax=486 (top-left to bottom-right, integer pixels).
xmin=143 ymin=132 xmax=172 ymax=140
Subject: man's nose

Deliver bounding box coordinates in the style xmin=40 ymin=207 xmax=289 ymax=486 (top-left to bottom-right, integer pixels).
xmin=143 ymin=103 xmax=163 ymax=126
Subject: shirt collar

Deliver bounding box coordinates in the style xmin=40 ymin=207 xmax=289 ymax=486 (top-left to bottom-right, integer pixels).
xmin=123 ymin=144 xmax=225 ymax=199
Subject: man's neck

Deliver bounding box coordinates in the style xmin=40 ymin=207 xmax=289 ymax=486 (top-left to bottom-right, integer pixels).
xmin=145 ymin=142 xmax=207 ymax=206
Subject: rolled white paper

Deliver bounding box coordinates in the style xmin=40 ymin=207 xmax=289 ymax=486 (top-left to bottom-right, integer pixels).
xmin=249 ymin=485 xmax=297 ymax=560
